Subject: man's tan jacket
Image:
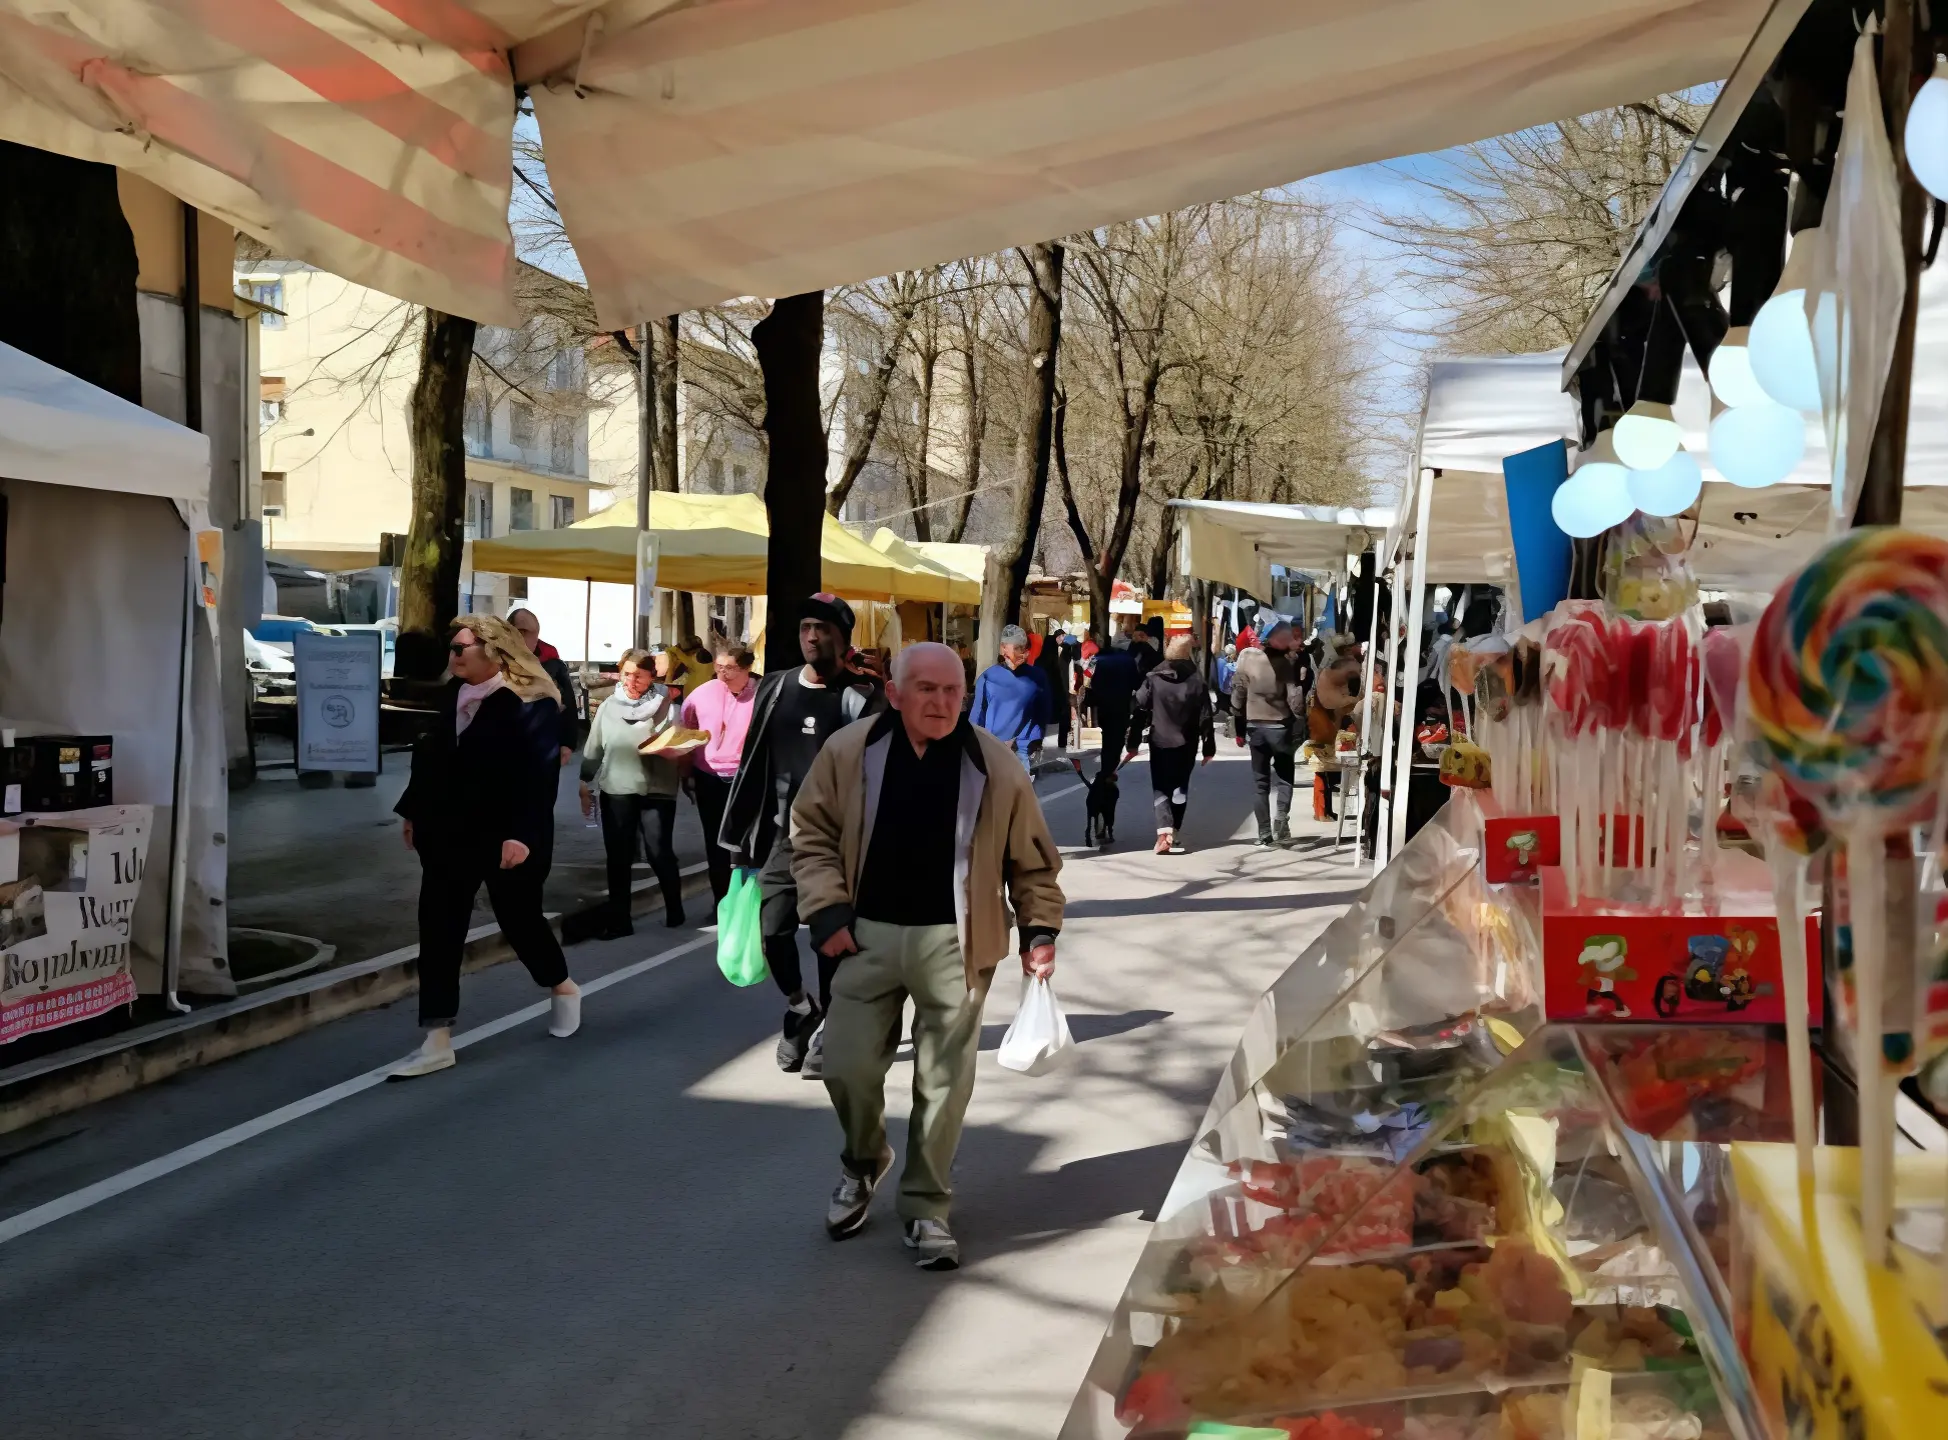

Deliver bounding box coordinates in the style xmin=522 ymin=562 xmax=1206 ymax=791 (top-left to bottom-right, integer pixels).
xmin=790 ymin=711 xmax=1065 ymax=991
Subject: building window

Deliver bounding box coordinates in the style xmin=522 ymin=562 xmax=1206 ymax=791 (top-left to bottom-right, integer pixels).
xmin=465 ymin=480 xmax=494 ymax=540
xmin=509 ymin=576 xmax=529 ymax=599
xmin=509 ymin=487 xmax=534 ymax=531
xmin=549 ymin=494 xmax=575 ymax=529
xmin=732 ymin=463 xmax=748 ymax=490
xmin=465 ymin=390 xmax=490 ymax=456
xmin=708 ymin=457 xmax=726 ymax=492
xmin=261 ymin=471 xmax=287 ymax=516
xmin=549 ymin=416 xmax=577 ymax=473
xmin=244 ymin=278 xmax=283 ymax=328
xmin=259 ymin=376 xmax=286 ymax=429
xmin=509 ymin=400 xmax=535 ymax=449
xmin=548 ymin=349 xmax=581 ymax=390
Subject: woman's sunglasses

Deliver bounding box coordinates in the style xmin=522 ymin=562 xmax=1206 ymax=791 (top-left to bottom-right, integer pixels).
xmin=448 ymin=641 xmax=478 ymax=656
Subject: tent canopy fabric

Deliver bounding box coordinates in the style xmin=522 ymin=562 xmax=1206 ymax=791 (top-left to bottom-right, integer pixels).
xmin=0 ymin=1 xmax=1767 ymax=328
xmin=469 ymin=490 xmax=952 ymax=602
xmin=867 ymin=529 xmax=981 ymax=606
xmin=1391 ymin=266 xmax=1948 ymax=590
xmin=0 ymin=341 xmax=208 ymax=503
xmin=1172 ymin=499 xmax=1395 ymax=601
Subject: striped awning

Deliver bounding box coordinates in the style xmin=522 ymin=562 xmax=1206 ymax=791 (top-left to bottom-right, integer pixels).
xmin=0 ymin=0 xmax=1768 ymax=328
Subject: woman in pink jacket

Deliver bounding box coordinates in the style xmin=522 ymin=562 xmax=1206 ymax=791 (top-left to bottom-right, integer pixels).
xmin=681 ymin=646 xmax=758 ymax=904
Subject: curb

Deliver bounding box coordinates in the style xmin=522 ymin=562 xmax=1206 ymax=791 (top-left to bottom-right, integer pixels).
xmin=0 ymin=863 xmax=712 ymax=1138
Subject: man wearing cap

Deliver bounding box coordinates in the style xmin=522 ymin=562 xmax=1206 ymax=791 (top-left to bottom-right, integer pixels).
xmin=720 ymin=594 xmax=887 ymax=1074
xmin=1229 ymin=618 xmax=1311 ymax=847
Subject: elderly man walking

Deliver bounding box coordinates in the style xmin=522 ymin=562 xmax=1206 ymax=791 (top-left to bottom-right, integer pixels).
xmin=790 ymin=642 xmax=1065 ymax=1270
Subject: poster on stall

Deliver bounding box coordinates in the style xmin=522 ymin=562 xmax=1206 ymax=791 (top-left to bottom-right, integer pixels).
xmin=294 ymin=629 xmax=382 ymax=774
xmin=0 ymin=806 xmax=151 ymax=1043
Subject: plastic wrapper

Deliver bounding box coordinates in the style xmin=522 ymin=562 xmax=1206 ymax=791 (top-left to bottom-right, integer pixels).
xmin=1601 ymin=514 xmax=1700 ymax=622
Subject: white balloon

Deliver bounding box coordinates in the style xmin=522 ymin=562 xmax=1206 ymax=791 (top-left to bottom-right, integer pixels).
xmin=1708 ymin=403 xmax=1806 ymax=488
xmin=1908 ymin=65 xmax=1948 ymax=204
xmin=1613 ymin=403 xmax=1681 ymax=471
xmin=1626 ymin=449 xmax=1703 ymax=516
xmin=1551 ymin=466 xmax=1635 ymax=539
xmin=1707 ymin=335 xmax=1768 ymax=410
xmin=1749 ymin=289 xmax=1822 ymax=412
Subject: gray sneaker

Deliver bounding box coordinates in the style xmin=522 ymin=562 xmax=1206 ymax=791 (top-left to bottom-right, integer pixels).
xmin=825 ymin=1148 xmax=894 ymax=1239
xmin=800 ymin=1021 xmax=826 ymax=1080
xmin=903 ymin=1217 xmax=960 ymax=1271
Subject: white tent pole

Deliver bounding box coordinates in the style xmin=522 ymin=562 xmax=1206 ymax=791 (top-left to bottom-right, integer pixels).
xmin=1389 ymin=470 xmax=1435 ymax=861
xmin=162 ymin=544 xmax=196 ymax=1015
xmin=1358 ymin=543 xmax=1382 ymax=869
xmin=1375 ymin=560 xmax=1406 ymax=868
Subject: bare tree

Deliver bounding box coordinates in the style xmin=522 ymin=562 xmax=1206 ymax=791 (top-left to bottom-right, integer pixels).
xmin=993 ymin=241 xmax=1065 ymax=628
xmin=1369 ymin=96 xmax=1705 ymax=352
xmin=826 ymin=271 xmax=927 ymax=516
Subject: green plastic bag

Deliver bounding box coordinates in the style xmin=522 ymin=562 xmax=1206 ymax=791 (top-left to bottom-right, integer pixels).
xmin=716 ymin=867 xmax=767 ymax=986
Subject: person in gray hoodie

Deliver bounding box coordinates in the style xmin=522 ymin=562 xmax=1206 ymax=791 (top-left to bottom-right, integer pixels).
xmin=579 ymin=649 xmax=685 ymax=936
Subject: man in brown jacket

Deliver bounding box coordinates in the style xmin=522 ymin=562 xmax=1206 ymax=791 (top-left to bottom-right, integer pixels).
xmin=790 ymin=641 xmax=1065 ymax=1270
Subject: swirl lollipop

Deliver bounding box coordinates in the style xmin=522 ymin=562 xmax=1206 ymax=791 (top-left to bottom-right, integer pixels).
xmin=1748 ymin=527 xmax=1948 ymax=1249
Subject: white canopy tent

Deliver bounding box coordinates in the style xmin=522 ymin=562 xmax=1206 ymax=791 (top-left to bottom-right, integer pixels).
xmin=1377 ymin=264 xmax=1948 ymax=861
xmin=0 ymin=341 xmax=226 ymax=1010
xmin=1171 ymin=499 xmax=1396 ymax=602
xmin=0 ymin=0 xmax=1769 ymax=327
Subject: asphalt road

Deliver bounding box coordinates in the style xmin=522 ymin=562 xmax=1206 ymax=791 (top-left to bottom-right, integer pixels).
xmin=0 ymin=750 xmax=1370 ymax=1440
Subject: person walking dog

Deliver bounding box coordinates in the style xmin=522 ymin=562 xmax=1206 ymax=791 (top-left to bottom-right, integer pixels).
xmin=791 ymin=642 xmax=1065 ymax=1270
xmin=391 ymin=615 xmax=581 ymax=1078
xmin=1126 ymin=633 xmax=1217 ymax=854
xmin=579 ymin=648 xmax=686 ymax=937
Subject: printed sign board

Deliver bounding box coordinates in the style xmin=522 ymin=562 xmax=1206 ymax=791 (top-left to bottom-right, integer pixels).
xmin=0 ymin=806 xmax=151 ymax=1043
xmin=294 ymin=630 xmax=383 ymax=774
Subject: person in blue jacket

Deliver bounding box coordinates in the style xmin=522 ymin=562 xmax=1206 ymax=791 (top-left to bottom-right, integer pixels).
xmin=970 ymin=624 xmax=1053 ymax=771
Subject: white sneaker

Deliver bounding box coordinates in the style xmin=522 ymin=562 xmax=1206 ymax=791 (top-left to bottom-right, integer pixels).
xmin=902 ymin=1217 xmax=961 ymax=1271
xmin=388 ymin=1041 xmax=456 ymax=1079
xmin=549 ymin=990 xmax=582 ymax=1038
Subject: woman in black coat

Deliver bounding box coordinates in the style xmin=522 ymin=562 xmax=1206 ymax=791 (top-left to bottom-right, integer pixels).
xmin=1125 ymin=634 xmax=1217 ymax=855
xmin=390 ymin=614 xmax=581 ymax=1078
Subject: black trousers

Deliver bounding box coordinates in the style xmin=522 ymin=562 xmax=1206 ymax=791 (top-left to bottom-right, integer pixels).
xmin=599 ymin=790 xmax=682 ymax=920
xmin=1096 ymin=698 xmax=1130 ymax=776
xmin=415 ymin=842 xmax=568 ymax=1027
xmin=758 ymin=825 xmax=839 ymax=1010
xmin=1247 ymin=722 xmax=1298 ymax=840
xmin=689 ymin=767 xmax=735 ymax=904
xmin=1149 ymin=743 xmax=1197 ymax=832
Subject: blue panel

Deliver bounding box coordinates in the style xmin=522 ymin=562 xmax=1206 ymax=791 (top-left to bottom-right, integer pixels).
xmin=1501 ymin=440 xmax=1571 ymax=621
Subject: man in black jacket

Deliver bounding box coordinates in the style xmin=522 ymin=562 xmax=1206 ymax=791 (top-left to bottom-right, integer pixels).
xmin=720 ymin=593 xmax=886 ymax=1074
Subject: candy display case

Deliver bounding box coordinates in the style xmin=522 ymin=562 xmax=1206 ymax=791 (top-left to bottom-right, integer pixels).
xmin=1064 ymin=1016 xmax=1770 ymax=1440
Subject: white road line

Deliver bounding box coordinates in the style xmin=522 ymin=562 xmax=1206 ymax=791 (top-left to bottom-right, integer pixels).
xmin=0 ymin=933 xmax=715 ymax=1248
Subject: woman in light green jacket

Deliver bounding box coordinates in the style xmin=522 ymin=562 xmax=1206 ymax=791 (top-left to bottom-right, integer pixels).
xmin=579 ymin=649 xmax=684 ymax=936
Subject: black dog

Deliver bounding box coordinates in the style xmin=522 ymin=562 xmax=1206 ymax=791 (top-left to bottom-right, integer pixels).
xmin=1073 ymin=758 xmax=1119 ymax=848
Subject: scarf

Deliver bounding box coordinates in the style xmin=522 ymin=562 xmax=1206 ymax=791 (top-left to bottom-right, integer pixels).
xmin=609 ymin=683 xmax=665 ymax=725
xmin=455 ymin=673 xmax=507 ymax=735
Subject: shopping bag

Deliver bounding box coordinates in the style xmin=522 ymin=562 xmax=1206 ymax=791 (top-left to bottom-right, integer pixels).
xmin=715 ymin=868 xmax=767 ymax=987
xmin=996 ymin=976 xmax=1075 ymax=1076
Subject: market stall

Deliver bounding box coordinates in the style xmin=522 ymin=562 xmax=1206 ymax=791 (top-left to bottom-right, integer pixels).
xmin=1072 ymin=5 xmax=1948 ymax=1434
xmin=0 ymin=341 xmax=226 ymax=1044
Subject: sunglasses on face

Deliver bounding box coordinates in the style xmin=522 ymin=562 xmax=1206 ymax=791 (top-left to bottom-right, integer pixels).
xmin=449 ymin=641 xmax=478 ymax=656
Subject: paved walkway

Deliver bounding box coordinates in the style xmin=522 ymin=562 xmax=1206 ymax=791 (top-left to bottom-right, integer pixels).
xmin=0 ymin=750 xmax=1368 ymax=1439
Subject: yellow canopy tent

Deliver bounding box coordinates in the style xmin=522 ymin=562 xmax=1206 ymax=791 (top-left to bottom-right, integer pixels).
xmin=867 ymin=529 xmax=982 ymax=606
xmin=469 ymin=492 xmax=944 ymax=603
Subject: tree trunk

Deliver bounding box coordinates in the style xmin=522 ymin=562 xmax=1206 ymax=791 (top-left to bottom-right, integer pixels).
xmin=0 ymin=143 xmax=140 ymax=401
xmin=904 ymin=346 xmax=938 ymax=542
xmin=827 ymin=293 xmax=916 ymax=517
xmin=397 ymin=308 xmax=477 ymax=679
xmin=752 ymin=292 xmax=828 ymax=673
xmin=1150 ymin=501 xmax=1178 ymax=600
xmin=996 ymin=242 xmax=1064 ymax=627
xmin=646 ymin=314 xmax=696 ymax=639
xmin=948 ymin=339 xmax=985 ymax=542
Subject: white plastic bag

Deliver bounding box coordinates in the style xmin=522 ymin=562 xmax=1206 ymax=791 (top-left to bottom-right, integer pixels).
xmin=996 ymin=976 xmax=1075 ymax=1076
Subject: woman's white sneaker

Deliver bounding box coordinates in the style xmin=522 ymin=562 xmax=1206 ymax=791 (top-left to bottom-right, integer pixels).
xmin=549 ymin=990 xmax=582 ymax=1038
xmin=388 ymin=1041 xmax=456 ymax=1079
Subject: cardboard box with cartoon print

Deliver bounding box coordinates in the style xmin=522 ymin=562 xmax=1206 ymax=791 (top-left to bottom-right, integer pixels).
xmin=1538 ymin=849 xmax=1822 ymax=1024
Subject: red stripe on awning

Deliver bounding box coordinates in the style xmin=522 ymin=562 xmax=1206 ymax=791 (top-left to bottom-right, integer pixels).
xmin=155 ymin=0 xmax=507 ymax=180
xmin=362 ymin=0 xmax=513 ymax=73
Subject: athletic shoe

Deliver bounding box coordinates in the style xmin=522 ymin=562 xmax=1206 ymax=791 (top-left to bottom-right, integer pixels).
xmin=903 ymin=1217 xmax=961 ymax=1271
xmin=387 ymin=1041 xmax=456 ymax=1079
xmin=801 ymin=1022 xmax=826 ymax=1080
xmin=826 ymin=1148 xmax=895 ymax=1239
xmin=549 ymin=990 xmax=582 ymax=1038
xmin=1252 ymin=836 xmax=1279 ymax=849
xmin=1167 ymin=842 xmax=1189 ymax=855
xmin=777 ymin=1000 xmax=821 ymax=1072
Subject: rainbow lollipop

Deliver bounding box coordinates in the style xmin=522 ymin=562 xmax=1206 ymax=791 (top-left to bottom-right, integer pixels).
xmin=1748 ymin=527 xmax=1948 ymax=1245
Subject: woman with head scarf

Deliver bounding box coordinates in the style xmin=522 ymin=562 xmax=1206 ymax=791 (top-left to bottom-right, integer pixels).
xmin=391 ymin=614 xmax=580 ymax=1078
